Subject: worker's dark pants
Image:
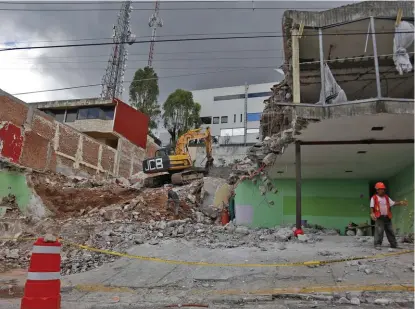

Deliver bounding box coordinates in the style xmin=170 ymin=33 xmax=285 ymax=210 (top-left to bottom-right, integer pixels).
xmin=167 ymin=199 xmax=179 ymax=216
xmin=374 ymin=216 xmax=397 ymax=248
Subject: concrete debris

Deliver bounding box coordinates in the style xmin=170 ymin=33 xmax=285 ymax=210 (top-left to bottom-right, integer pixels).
xmin=262 ymin=153 xmax=277 ymax=166
xmin=374 ymin=298 xmax=392 ymax=305
xmin=43 ymin=234 xmax=57 ymax=242
xmin=297 ymin=234 xmax=309 ymax=242
xmin=338 ymin=297 xmax=351 ymax=304
xmin=275 ymin=227 xmax=292 ymax=241
xmin=350 ymin=297 xmax=361 ymax=305
xmin=5 ymin=249 xmax=19 ymax=259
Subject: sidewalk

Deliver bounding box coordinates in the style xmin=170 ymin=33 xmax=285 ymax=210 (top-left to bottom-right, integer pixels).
xmin=2 ymin=236 xmax=414 ymax=308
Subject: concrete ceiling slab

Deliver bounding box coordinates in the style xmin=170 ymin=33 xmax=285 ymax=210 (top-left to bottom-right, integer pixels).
xmin=268 ymin=142 xmax=414 ymax=179
xmin=297 ymin=113 xmax=414 ymax=142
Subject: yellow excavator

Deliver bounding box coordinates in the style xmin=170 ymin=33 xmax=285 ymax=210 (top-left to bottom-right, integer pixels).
xmin=142 ymin=127 xmax=214 ymax=187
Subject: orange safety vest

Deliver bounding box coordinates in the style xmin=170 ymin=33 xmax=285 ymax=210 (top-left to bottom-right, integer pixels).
xmin=372 ymin=194 xmax=392 ymax=219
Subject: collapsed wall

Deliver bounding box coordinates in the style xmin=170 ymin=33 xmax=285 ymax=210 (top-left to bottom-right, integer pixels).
xmin=0 ymin=90 xmax=146 ymax=178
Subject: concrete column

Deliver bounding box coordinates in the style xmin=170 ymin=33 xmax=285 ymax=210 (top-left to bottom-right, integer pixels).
xmin=295 ymin=141 xmax=302 ymax=229
xmin=243 ymin=83 xmax=248 ymax=145
xmin=370 ymin=16 xmax=382 ymax=98
xmin=292 ymin=29 xmax=301 ymax=104
xmin=318 ymin=28 xmax=326 ymax=105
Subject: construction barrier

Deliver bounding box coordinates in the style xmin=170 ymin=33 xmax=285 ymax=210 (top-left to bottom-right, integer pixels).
xmin=21 ymin=237 xmax=61 ymax=309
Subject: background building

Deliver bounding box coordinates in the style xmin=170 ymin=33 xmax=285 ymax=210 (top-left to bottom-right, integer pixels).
xmin=192 ymin=82 xmax=275 ymax=145
xmin=31 ymin=98 xmax=149 ymax=150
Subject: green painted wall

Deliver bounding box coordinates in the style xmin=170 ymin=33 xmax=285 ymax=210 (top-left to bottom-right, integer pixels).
xmin=388 ymin=163 xmax=414 ymax=234
xmin=0 ymin=170 xmax=32 ymax=215
xmin=235 ymin=179 xmax=370 ymax=233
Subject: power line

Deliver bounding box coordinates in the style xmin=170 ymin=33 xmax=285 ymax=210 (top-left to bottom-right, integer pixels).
xmin=10 ymin=51 xmax=412 ymax=96
xmin=0 ymin=4 xmax=346 ymax=12
xmin=2 ymin=65 xmax=282 ymax=70
xmin=11 ymin=67 xmax=276 ymax=95
xmin=5 ymin=55 xmax=284 ymax=65
xmin=4 ymin=28 xmax=390 ymax=45
xmin=1 ymin=32 xmax=412 ymax=52
xmin=6 ymin=31 xmax=285 ymax=44
xmin=2 ymin=48 xmax=283 ymax=60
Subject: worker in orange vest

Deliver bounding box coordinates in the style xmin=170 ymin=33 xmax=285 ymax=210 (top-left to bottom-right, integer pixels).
xmin=370 ymin=182 xmax=408 ymax=249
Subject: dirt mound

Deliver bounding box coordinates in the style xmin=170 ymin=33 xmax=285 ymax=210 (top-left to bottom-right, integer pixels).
xmin=29 ymin=172 xmax=139 ymax=218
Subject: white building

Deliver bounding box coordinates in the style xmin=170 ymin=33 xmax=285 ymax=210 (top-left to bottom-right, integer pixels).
xmin=192 ymin=82 xmax=275 ymax=145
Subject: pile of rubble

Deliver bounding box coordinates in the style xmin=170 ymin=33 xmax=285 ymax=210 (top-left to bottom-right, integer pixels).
xmin=0 ymin=169 xmax=229 ymax=274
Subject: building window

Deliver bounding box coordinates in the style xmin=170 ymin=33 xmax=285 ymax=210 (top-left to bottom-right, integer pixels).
xmin=233 ymin=114 xmax=236 ymax=123
xmin=232 ymin=128 xmax=245 ymax=136
xmin=77 ymin=107 xmax=115 ymax=120
xmin=66 ymin=109 xmax=77 ymax=122
xmin=200 ymin=116 xmax=212 ymax=124
xmin=247 ymin=128 xmax=259 ymax=134
xmin=101 ymin=107 xmax=115 ymax=120
xmin=77 ymin=108 xmax=88 ymax=120
xmin=213 ymin=91 xmax=272 ymax=102
xmin=240 ymin=114 xmax=243 ymax=122
xmin=247 ymin=113 xmax=262 ymax=122
xmin=54 ymin=110 xmax=65 ymax=123
xmin=220 ymin=128 xmax=233 ymax=136
xmin=221 ymin=116 xmax=228 ymax=124
xmin=87 ymin=107 xmax=100 ymax=119
xmin=220 ymin=127 xmax=245 ymax=137
xmin=213 ymin=94 xmax=245 ymax=101
xmin=43 ymin=109 xmax=55 ymax=117
xmin=247 ymin=91 xmax=272 ymax=98
xmin=213 ymin=117 xmax=219 ymax=124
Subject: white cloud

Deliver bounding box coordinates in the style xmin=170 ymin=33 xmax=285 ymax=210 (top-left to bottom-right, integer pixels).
xmin=0 ymin=20 xmax=87 ymax=103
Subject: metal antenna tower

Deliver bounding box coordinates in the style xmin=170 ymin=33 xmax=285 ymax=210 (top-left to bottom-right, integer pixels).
xmin=101 ymin=1 xmax=136 ymax=100
xmin=148 ymin=0 xmax=163 ymax=67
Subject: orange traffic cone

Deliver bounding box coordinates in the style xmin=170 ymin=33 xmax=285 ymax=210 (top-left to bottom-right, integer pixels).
xmin=21 ymin=237 xmax=61 ymax=309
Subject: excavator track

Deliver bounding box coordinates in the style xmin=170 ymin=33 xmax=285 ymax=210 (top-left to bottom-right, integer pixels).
xmin=171 ymin=168 xmax=207 ymax=185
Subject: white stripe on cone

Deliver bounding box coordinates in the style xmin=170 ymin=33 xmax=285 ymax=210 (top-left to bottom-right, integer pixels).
xmin=32 ymin=246 xmax=61 ymax=254
xmin=27 ymin=272 xmax=61 ymax=280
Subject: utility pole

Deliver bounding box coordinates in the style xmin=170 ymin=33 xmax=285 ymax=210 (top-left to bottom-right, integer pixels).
xmin=244 ymin=83 xmax=249 ymax=145
xmin=148 ymin=0 xmax=163 ymax=68
xmin=101 ymin=1 xmax=136 ymax=100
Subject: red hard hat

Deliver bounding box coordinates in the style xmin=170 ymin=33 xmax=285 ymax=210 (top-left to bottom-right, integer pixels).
xmin=375 ymin=182 xmax=386 ymax=189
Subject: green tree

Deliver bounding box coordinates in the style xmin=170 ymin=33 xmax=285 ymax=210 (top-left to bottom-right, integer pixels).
xmin=129 ymin=66 xmax=161 ymax=130
xmin=162 ymin=89 xmax=201 ymax=144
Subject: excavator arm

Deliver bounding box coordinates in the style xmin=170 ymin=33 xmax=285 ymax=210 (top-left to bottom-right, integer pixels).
xmin=175 ymin=127 xmax=214 ymax=169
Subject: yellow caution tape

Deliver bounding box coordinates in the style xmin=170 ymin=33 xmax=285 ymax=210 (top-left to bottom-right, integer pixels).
xmin=2 ymin=236 xmax=413 ymax=268
xmin=216 ymin=283 xmax=415 ymax=295
xmin=64 ymin=241 xmax=414 ymax=268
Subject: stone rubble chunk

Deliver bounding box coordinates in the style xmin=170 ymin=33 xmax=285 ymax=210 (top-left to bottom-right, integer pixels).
xmin=374 ymin=298 xmax=392 ymax=305
xmin=235 ymin=226 xmax=249 ymax=235
xmin=275 ymin=228 xmax=292 ymax=241
xmin=44 ymin=233 xmax=57 ymax=242
xmin=350 ymin=297 xmax=361 ymax=305
xmin=5 ymin=249 xmax=19 ymax=259
xmin=338 ymin=297 xmax=350 ymax=304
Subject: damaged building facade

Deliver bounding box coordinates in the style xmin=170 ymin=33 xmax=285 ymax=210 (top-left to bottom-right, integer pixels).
xmin=237 ymin=1 xmax=414 ymax=234
xmin=0 ymin=91 xmax=159 ymax=180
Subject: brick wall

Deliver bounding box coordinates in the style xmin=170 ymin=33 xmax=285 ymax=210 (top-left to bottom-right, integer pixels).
xmin=0 ymin=91 xmax=147 ymax=178
xmin=145 ymin=136 xmax=160 ymax=158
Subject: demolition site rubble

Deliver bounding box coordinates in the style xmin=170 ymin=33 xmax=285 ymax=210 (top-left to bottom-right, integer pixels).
xmin=0 ymin=169 xmax=353 ymax=276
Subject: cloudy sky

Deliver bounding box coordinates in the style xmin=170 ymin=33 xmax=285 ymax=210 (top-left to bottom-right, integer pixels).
xmin=0 ymin=0 xmax=351 ymax=104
